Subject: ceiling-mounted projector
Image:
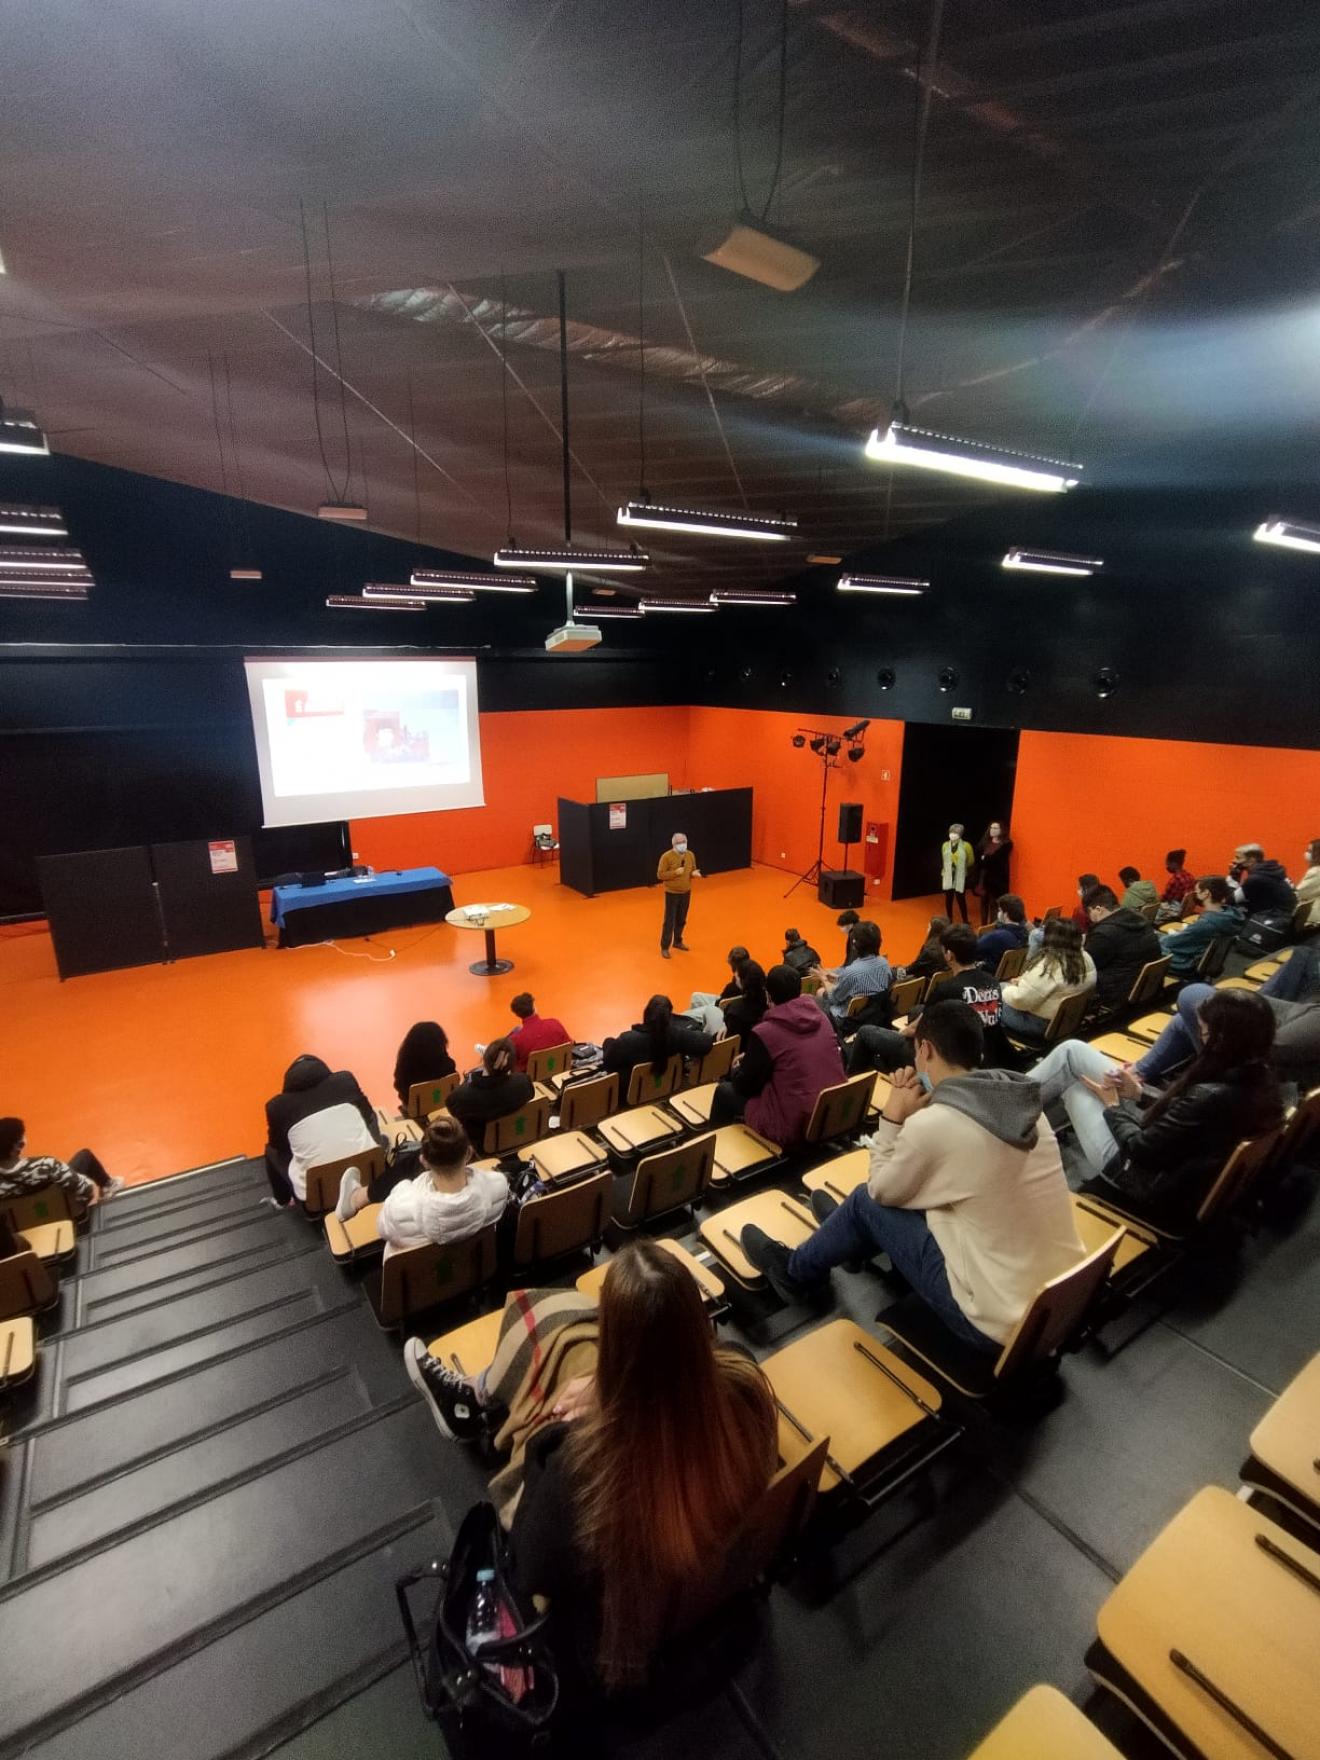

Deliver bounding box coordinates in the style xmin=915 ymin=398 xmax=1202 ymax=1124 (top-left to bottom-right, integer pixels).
xmin=545 ymin=619 xmax=602 ymax=654
xmin=699 ymin=214 xmax=819 ymax=292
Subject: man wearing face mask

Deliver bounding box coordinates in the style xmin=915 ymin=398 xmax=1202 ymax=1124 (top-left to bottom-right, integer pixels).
xmin=656 ymin=831 xmax=701 ymax=958
xmin=740 ymin=1001 xmax=1083 ymax=1353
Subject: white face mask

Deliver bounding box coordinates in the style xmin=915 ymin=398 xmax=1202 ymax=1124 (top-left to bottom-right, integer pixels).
xmin=674 ymin=842 xmax=687 ymax=854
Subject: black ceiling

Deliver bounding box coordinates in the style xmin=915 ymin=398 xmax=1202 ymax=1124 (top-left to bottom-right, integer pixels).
xmin=2 ymin=0 xmax=1318 ymax=600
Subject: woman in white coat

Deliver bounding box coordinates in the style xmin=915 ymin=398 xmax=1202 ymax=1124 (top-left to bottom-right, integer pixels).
xmin=1001 ymin=918 xmax=1096 ymax=1045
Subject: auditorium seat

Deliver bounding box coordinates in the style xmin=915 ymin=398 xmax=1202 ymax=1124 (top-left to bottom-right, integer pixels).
xmin=576 ymin=1237 xmax=727 ymax=1314
xmin=681 ymin=1034 xmax=737 ymax=1091
xmin=1075 ymin=1125 xmax=1285 ymax=1248
xmin=525 ymin=1041 xmax=574 ymax=1085
xmin=1068 ymin=1192 xmax=1158 ymax=1300
xmin=302 ymin=1144 xmax=387 ymax=1218
xmin=480 ymin=1092 xmax=552 ymax=1156
xmin=0 ymin=1181 xmax=78 ymax=1235
xmin=1240 ymin=1351 xmax=1320 ymax=1538
xmin=0 ymin=1248 xmax=59 ymax=1323
xmin=1005 ymin=987 xmax=1091 ymax=1056
xmin=1127 ymin=1007 xmax=1175 ymax=1043
xmin=1215 ymin=976 xmax=1262 ymax=993
xmin=887 ymin=974 xmax=925 ymax=1016
xmin=375 ymin=1224 xmax=498 ymax=1330
xmin=1165 ymin=934 xmax=1231 ymax=988
xmin=1244 ymin=960 xmax=1283 ymax=983
xmin=699 ymin=1190 xmax=817 ymax=1291
xmin=554 ymin=1070 xmax=619 ymax=1132
xmin=1087 ymin=1031 xmax=1151 ymax=1064
xmin=614 ymin=1132 xmax=716 ymax=1228
xmin=0 ymin=1316 xmax=36 ymax=1392
xmin=323 ymin=1201 xmax=384 ymax=1264
xmin=967 ymin=1685 xmax=1123 ymax=1758
xmin=1274 ymin=1085 xmax=1320 ymax=1173
xmin=624 ymin=1054 xmax=685 ymax=1107
xmin=520 ymin=1130 xmax=609 ymax=1185
xmin=16 ymin=1219 xmax=77 ymax=1265
xmin=407 ymin=1073 xmax=459 ymax=1120
xmin=762 ymin=1317 xmax=951 ymax=1504
xmin=373 ymin=1115 xmax=424 ymax=1149
xmin=1123 ymin=953 xmax=1172 ymax=1010
xmin=877 ymin=1229 xmax=1120 ymax=1403
xmin=666 ymin=1080 xmax=723 ymax=1128
xmin=597 ymin=1102 xmax=685 ymax=1161
xmin=706 ymin=1122 xmax=783 ymax=1187
xmin=994 ymin=946 xmax=1028 ymax=982
xmin=426 ymin=1305 xmax=505 ymax=1379
xmin=801 ymin=1071 xmax=877 ymax=1147
xmin=1085 ymin=1488 xmax=1320 ymax=1760
xmin=801 ymin=1147 xmax=870 ymax=1206
xmin=510 ymin=1169 xmax=612 ymax=1271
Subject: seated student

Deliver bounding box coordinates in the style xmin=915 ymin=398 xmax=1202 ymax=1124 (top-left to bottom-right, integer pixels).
xmin=741 ymin=1001 xmax=1084 ymax=1349
xmin=686 ymin=946 xmax=750 ymax=1017
xmin=334 ymin=1114 xmax=508 ymax=1257
xmin=1083 ymin=883 xmax=1161 ymax=1013
xmin=836 ymin=909 xmax=861 ymax=966
xmin=813 ymin=919 xmax=891 ymax=1031
xmin=1295 ymin=837 xmax=1320 ymax=930
xmin=1231 ymin=843 xmax=1297 ymax=915
xmin=446 ymin=1039 xmax=536 ymax=1152
xmin=1140 ymin=961 xmax=1320 ymax=1091
xmin=847 ymin=924 xmax=1015 ymax=1072
xmin=1031 ymin=989 xmax=1283 ymax=1226
xmin=402 ymin=1240 xmax=777 ymax=1692
xmin=392 ymin=1020 xmax=456 ymax=1110
xmin=264 ymin=1054 xmax=382 ymax=1209
xmin=1071 ymin=873 xmax=1102 ymax=934
xmin=0 ymin=1118 xmax=123 ymax=1206
xmin=507 ymin=993 xmax=572 ymax=1073
xmin=901 ymin=914 xmax=952 ymax=983
xmin=1000 ymin=919 xmax=1096 ymax=1045
xmin=976 ymin=895 xmax=1028 ymax=972
xmin=1155 ymin=847 xmax=1198 ymax=922
xmin=602 ymin=995 xmax=712 ymax=1081
xmin=1118 ymin=866 xmax=1159 ymax=913
xmin=717 ymin=958 xmax=768 ymax=1049
xmin=1165 ymin=876 xmax=1244 ymax=977
xmin=781 ymin=926 xmax=821 ymax=975
xmin=709 ymin=963 xmax=845 ymax=1144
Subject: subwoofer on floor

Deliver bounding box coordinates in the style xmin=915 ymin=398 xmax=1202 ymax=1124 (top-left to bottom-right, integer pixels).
xmin=817 ymin=869 xmax=865 ymax=909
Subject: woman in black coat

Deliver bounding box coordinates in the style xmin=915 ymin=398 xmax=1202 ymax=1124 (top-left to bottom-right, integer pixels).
xmin=973 ymin=821 xmax=1013 ymax=926
xmin=392 ymin=1020 xmax=456 ymax=1109
xmin=602 ymin=995 xmax=712 ymax=1079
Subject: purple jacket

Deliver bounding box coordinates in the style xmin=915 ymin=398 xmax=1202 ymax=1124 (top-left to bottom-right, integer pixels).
xmin=745 ymin=997 xmax=845 ymax=1147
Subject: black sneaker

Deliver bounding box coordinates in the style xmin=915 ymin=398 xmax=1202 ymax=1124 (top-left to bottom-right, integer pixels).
xmin=404 ymin=1337 xmax=484 ymax=1442
xmin=673 ymin=940 xmax=691 ymax=951
xmin=809 ymin=1190 xmax=838 ymax=1225
xmin=741 ymin=1223 xmax=808 ymax=1304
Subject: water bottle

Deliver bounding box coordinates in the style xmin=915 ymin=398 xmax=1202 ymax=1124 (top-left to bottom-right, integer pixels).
xmin=466 ymin=1568 xmax=500 ymax=1658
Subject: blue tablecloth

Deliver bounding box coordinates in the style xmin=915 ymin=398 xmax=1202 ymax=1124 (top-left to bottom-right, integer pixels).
xmin=271 ymin=866 xmax=452 ymax=929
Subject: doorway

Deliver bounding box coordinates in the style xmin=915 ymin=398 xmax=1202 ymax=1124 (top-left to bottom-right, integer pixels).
xmin=891 ymin=723 xmax=1020 ymax=901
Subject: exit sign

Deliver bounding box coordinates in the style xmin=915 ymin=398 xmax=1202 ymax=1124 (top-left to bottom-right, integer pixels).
xmin=951 ymin=706 xmax=973 ymax=721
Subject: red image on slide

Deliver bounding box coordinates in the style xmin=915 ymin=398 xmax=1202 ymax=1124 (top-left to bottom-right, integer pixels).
xmin=283 ymin=689 xmax=341 ymax=720
xmin=363 ymin=709 xmax=431 ymax=764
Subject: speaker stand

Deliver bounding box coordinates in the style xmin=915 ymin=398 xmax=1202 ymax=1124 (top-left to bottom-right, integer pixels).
xmin=784 ymin=747 xmax=835 ymax=898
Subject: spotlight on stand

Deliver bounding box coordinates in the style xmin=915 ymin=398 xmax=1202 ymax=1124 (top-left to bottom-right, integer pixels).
xmin=809 ymin=735 xmax=826 ymax=755
xmin=791 ymin=734 xmax=806 ymax=748
xmin=841 ymin=719 xmax=870 ymax=740
xmin=847 ymin=745 xmax=863 ymax=763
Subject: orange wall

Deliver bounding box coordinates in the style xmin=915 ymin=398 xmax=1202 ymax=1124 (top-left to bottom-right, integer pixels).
xmin=686 ymin=707 xmax=906 ymax=900
xmin=1011 ymin=729 xmax=1320 ymax=914
xmin=350 ymin=705 xmax=690 ymax=875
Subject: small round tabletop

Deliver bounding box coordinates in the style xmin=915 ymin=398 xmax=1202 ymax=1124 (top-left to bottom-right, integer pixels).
xmin=445 ymin=903 xmax=531 ymax=975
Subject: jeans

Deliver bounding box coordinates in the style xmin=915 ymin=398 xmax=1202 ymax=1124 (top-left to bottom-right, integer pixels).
xmin=1000 ymin=1003 xmax=1048 ymax=1045
xmin=846 ymin=1025 xmax=913 ymax=1075
xmin=660 ymin=891 xmax=690 ymax=950
xmin=1262 ymin=943 xmax=1320 ymax=1003
xmin=68 ymin=1147 xmax=112 ymax=1189
xmin=1133 ymin=983 xmax=1211 ymax=1082
xmin=709 ymin=1079 xmax=745 ymax=1126
xmin=945 ymin=888 xmax=969 ymax=924
xmin=264 ymin=1150 xmax=295 ymax=1206
xmin=787 ymin=1185 xmax=998 ymax=1354
xmin=1031 ymin=1039 xmax=1126 ymax=1177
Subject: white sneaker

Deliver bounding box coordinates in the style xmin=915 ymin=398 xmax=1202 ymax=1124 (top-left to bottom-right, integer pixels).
xmin=101 ymin=1176 xmax=126 ymax=1200
xmin=336 ymin=1165 xmax=362 ymax=1222
xmin=473 ymin=1042 xmax=487 ymax=1057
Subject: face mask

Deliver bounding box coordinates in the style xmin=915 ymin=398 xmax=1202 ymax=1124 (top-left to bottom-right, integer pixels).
xmin=674 ymin=842 xmax=687 ymax=854
xmin=917 ymin=1071 xmax=933 ymax=1094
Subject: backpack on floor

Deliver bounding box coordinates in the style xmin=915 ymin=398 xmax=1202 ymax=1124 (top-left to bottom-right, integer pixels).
xmin=1235 ymin=910 xmax=1292 ymax=956
xmin=396 ymin=1501 xmax=559 ymax=1758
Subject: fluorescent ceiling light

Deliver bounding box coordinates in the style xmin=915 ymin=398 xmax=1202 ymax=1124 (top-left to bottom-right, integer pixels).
xmin=1254 ymin=516 xmax=1320 ymax=555
xmin=494 ymin=545 xmax=648 ymax=574
xmin=581 ymin=603 xmax=643 ymax=620
xmin=229 ymin=567 xmax=263 ymax=581
xmin=837 ymin=574 xmax=929 ymax=596
xmin=0 ymin=579 xmax=88 ymax=600
xmin=700 ymin=217 xmax=820 ymax=293
xmin=325 ymin=594 xmax=425 ymax=611
xmin=0 ymin=546 xmax=92 ymax=577
xmin=0 ymin=409 xmax=50 ymax=456
xmin=617 ymin=501 xmax=797 ymax=542
xmin=370 ymin=579 xmax=474 ymax=603
xmin=639 ymin=597 xmax=716 ymax=614
xmin=411 ymin=567 xmax=535 ymax=595
xmin=709 ymin=588 xmax=796 ymax=606
xmin=0 ymin=505 xmax=67 ymax=538
xmin=317 ymin=502 xmax=368 ymax=521
xmin=1002 ymin=547 xmax=1102 ymax=576
xmin=865 ymin=420 xmax=1080 ymax=493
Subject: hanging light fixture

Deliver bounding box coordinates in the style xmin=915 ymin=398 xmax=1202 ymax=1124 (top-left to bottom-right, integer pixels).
xmin=618 ymin=501 xmax=797 ymax=543
xmin=1002 ymin=546 xmax=1102 ymax=575
xmin=0 ymin=405 xmax=49 ymax=456
xmin=582 ymin=602 xmax=643 ymax=620
xmin=411 ymin=566 xmax=535 ymax=595
xmin=0 ymin=504 xmax=67 ymax=538
xmin=639 ymin=596 xmax=717 ymax=614
xmin=837 ymin=573 xmax=928 ymax=595
xmin=866 ymin=418 xmax=1081 ymax=493
xmin=495 ymin=543 xmax=647 ymax=574
xmin=0 ymin=547 xmax=92 ymax=578
xmin=325 ymin=593 xmax=425 ymax=611
xmin=1254 ymin=516 xmax=1320 ymax=555
xmin=709 ymin=587 xmax=796 ymax=605
xmin=0 ymin=579 xmax=88 ymax=600
xmin=369 ymin=579 xmax=475 ymax=603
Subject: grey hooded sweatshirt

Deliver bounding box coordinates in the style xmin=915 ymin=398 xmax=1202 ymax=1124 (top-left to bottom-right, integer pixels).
xmin=866 ymin=1069 xmax=1084 ymax=1344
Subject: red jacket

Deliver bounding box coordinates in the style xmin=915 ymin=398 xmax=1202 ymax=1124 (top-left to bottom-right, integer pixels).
xmin=509 ymin=1013 xmax=572 ymax=1072
xmin=745 ymin=997 xmax=845 ymax=1148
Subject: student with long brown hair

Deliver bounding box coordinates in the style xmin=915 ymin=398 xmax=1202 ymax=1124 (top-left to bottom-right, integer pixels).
xmin=405 ymin=1240 xmax=777 ymax=1690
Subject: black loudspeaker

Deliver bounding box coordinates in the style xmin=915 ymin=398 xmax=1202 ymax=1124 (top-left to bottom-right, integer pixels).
xmin=837 ymin=802 xmax=863 ymax=844
xmin=818 ymin=869 xmax=865 ymax=909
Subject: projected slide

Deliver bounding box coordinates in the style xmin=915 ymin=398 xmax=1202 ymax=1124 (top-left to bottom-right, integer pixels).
xmin=244 ymin=658 xmax=485 ymax=828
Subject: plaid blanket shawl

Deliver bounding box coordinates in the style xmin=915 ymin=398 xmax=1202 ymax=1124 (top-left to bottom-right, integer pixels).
xmin=486 ymin=1285 xmax=599 ymax=1526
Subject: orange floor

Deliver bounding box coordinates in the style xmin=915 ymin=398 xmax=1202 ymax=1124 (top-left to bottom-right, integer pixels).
xmin=0 ymin=861 xmax=944 ymax=1185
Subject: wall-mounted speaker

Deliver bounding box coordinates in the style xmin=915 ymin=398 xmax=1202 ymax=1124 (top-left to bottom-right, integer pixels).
xmin=837 ymin=801 xmax=863 ymax=844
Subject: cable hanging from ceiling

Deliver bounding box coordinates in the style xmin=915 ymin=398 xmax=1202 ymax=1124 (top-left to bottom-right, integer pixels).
xmin=300 ymin=199 xmax=363 ymax=518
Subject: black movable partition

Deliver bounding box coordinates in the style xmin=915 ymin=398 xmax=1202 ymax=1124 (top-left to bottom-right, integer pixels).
xmin=152 ymin=838 xmax=265 ymax=960
xmin=648 ymin=789 xmax=753 ymax=878
xmin=557 ymin=788 xmax=753 ymax=896
xmin=37 ymin=847 xmax=163 ymax=979
xmin=557 ymin=798 xmax=595 ymax=895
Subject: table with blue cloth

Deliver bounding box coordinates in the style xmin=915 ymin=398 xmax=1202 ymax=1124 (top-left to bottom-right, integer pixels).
xmin=270 ymin=866 xmax=455 ymax=947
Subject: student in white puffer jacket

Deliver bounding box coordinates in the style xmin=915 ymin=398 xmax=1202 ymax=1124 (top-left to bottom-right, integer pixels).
xmin=334 ymin=1113 xmax=508 ymax=1259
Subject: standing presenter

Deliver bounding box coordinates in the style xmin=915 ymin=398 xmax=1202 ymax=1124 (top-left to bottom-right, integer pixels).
xmin=657 ymin=831 xmax=700 ymax=957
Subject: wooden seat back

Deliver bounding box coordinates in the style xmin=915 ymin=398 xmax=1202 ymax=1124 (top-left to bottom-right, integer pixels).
xmin=626 ymin=1054 xmax=684 ymax=1108
xmin=0 ymin=1249 xmax=59 ymax=1322
xmin=405 ymin=1072 xmax=459 ymax=1120
xmin=482 ymin=1093 xmax=551 ymax=1155
xmin=557 ymin=1071 xmax=619 ymax=1132
xmin=1126 ymin=954 xmax=1172 ymax=1008
xmin=303 ymin=1143 xmax=387 ymax=1217
xmin=525 ymin=1041 xmax=574 ymax=1085
xmin=1292 ymin=898 xmax=1314 ymax=938
xmin=888 ymin=975 xmax=925 ymax=1016
xmin=1275 ymin=1085 xmax=1320 ymax=1170
xmin=378 ymin=1224 xmax=497 ymax=1328
xmin=690 ymin=1034 xmax=737 ymax=1087
xmin=620 ymin=1133 xmax=716 ymax=1225
xmin=511 ymin=1170 xmax=612 ymax=1268
xmin=0 ymin=1182 xmax=75 ymax=1233
xmin=993 ymin=1230 xmax=1121 ymax=1382
xmin=799 ymin=973 xmax=822 ymax=996
xmin=1196 ymin=933 xmax=1233 ymax=981
xmin=1042 ymin=905 xmax=1062 ymax=922
xmin=1139 ymin=901 xmax=1160 ymax=922
xmin=1196 ymin=1125 xmax=1286 ymax=1225
xmin=843 ymin=991 xmax=873 ymax=1021
xmin=1041 ymin=986 xmax=1093 ymax=1047
xmin=803 ymin=1072 xmax=876 ymax=1145
xmin=995 ymin=946 xmax=1028 ymax=982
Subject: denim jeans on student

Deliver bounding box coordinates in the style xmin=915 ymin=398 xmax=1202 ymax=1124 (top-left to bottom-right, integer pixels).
xmin=1030 ymin=1039 xmax=1125 ymax=1178
xmin=785 ymin=1184 xmax=999 ymax=1354
xmin=1261 ymin=943 xmax=1320 ymax=1003
xmin=1132 ymin=983 xmax=1212 ymax=1083
xmin=1000 ymin=1002 xmax=1048 ymax=1044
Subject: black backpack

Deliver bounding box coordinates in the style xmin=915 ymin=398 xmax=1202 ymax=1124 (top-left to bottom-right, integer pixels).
xmin=1235 ymin=910 xmax=1292 ymax=956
